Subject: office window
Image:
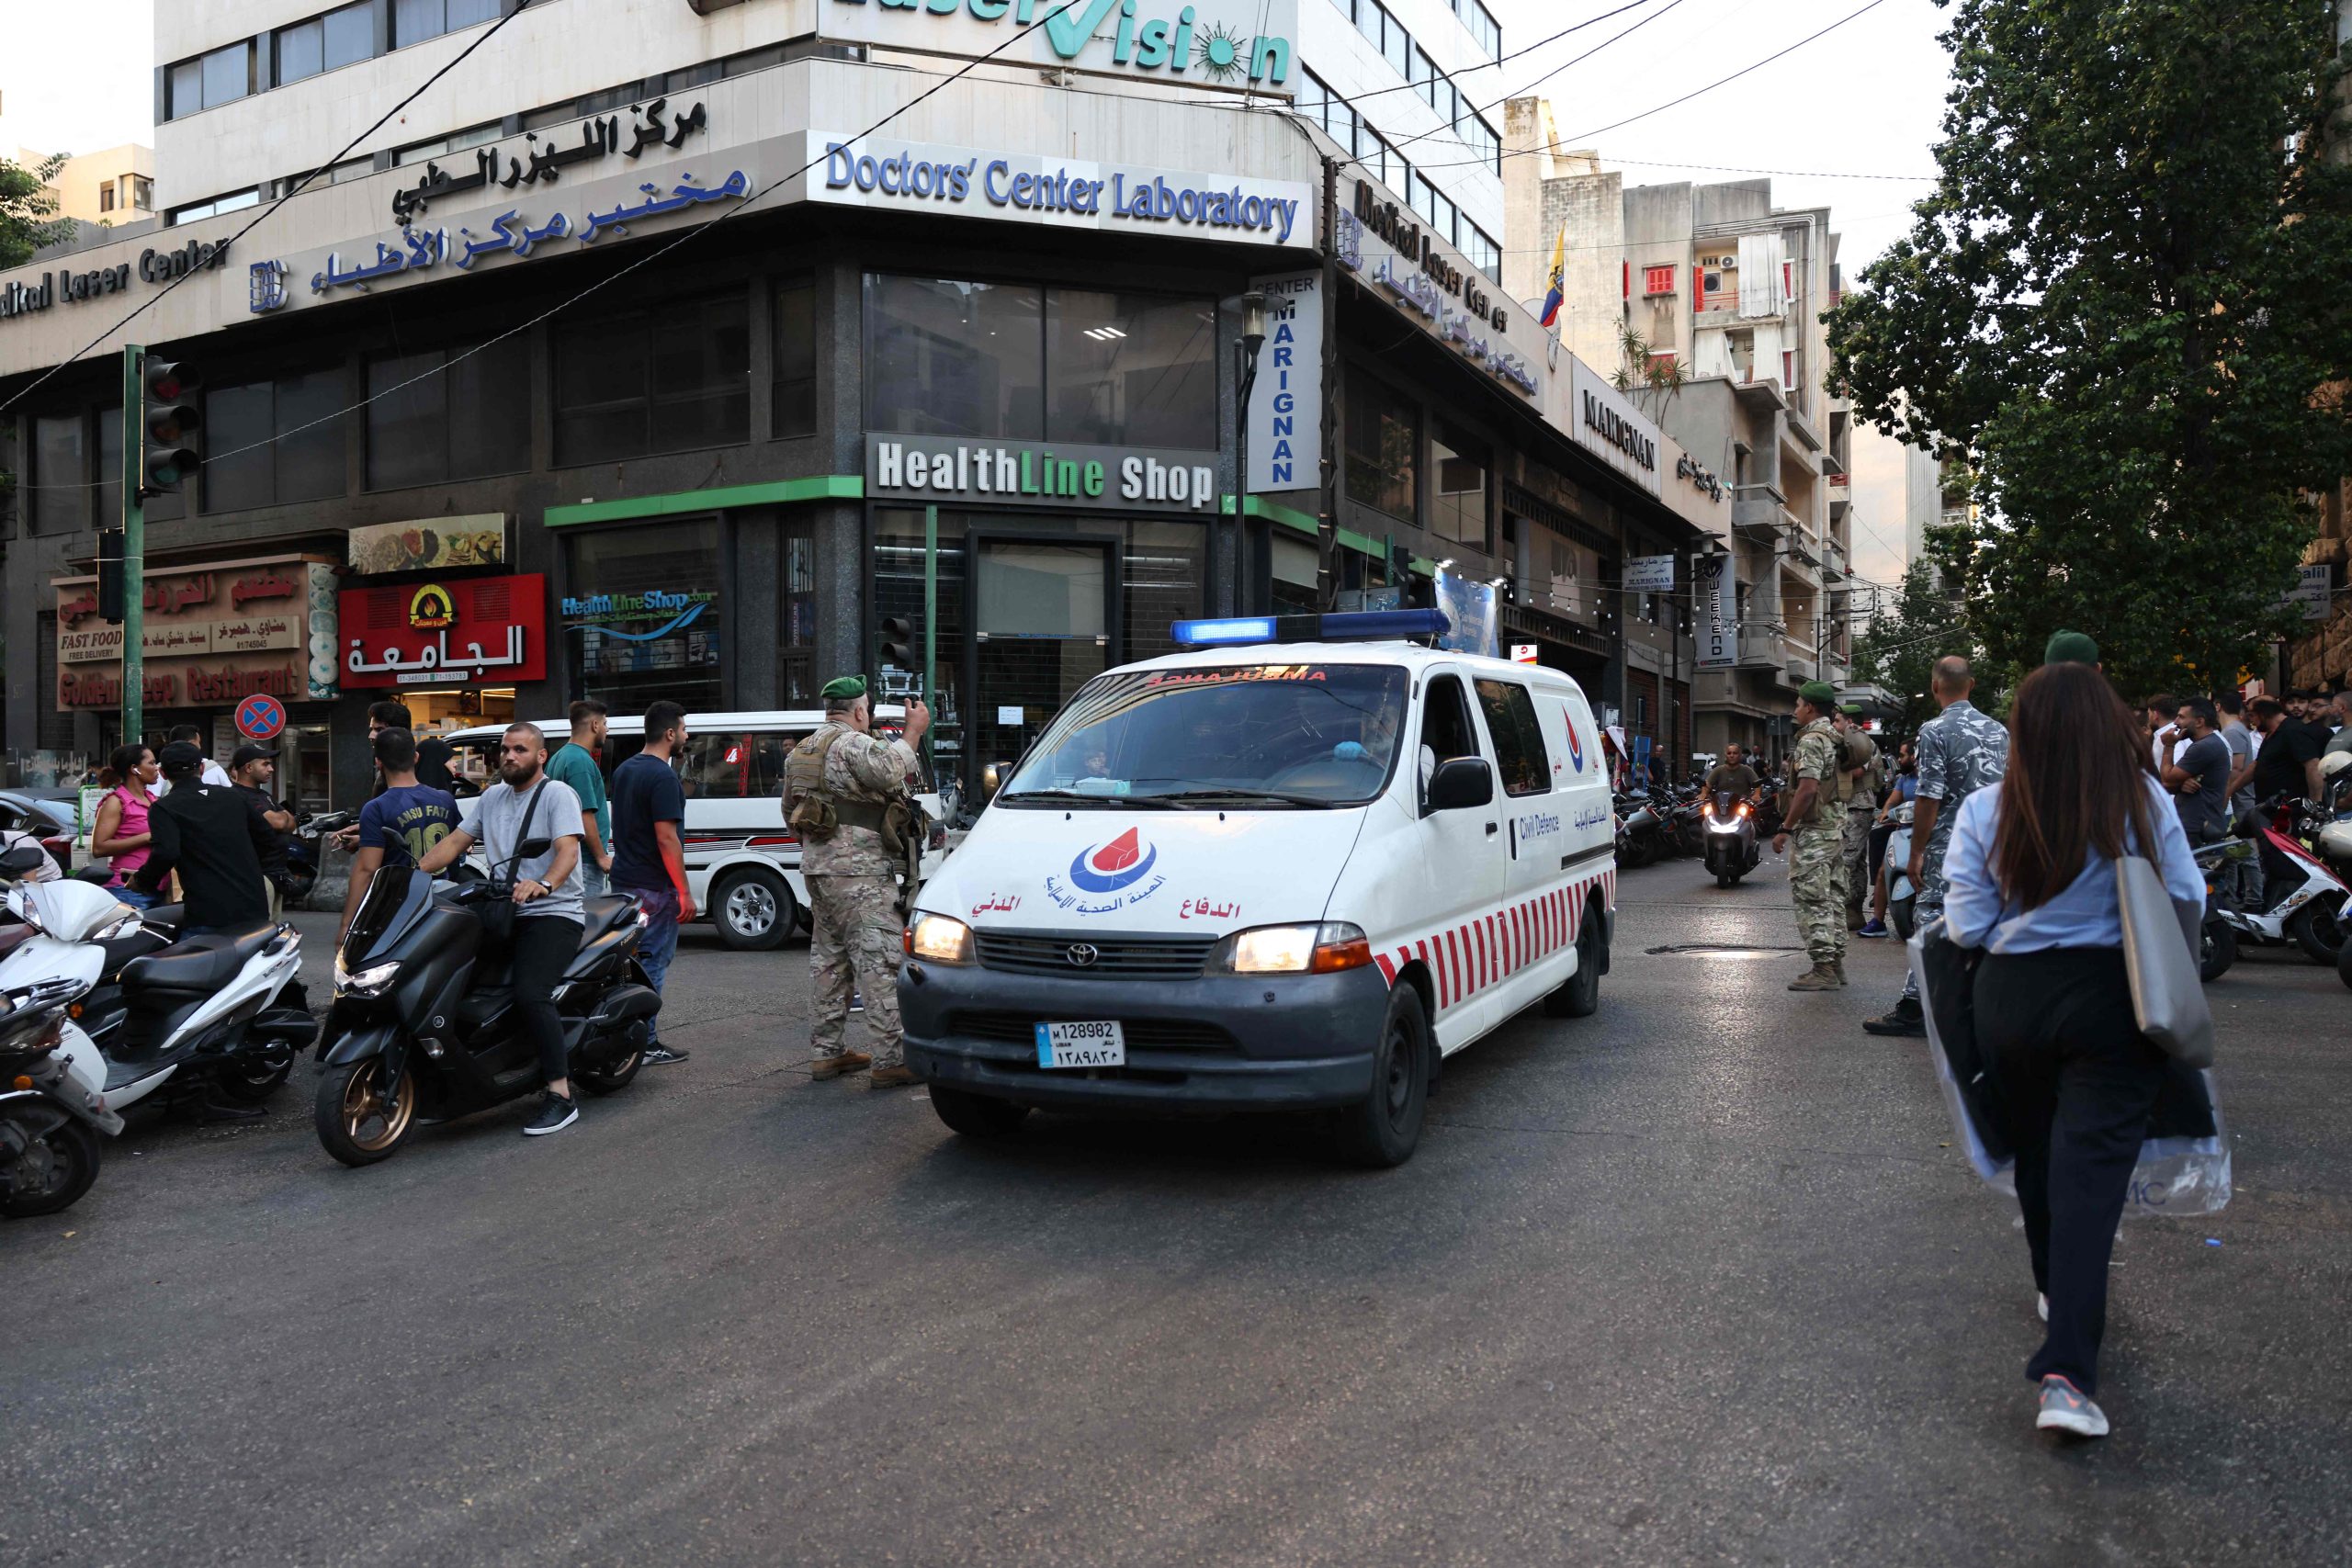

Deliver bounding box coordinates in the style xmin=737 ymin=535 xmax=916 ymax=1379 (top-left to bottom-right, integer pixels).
xmin=31 ymin=414 xmax=85 ymax=534
xmin=1463 ymin=223 xmax=1500 ymax=287
xmin=1382 ymin=8 xmax=1410 ymax=77
xmin=391 ymin=122 xmax=500 ymax=165
xmin=1345 ymin=365 xmax=1418 ymax=524
xmin=394 ymin=0 xmax=501 ymax=47
xmin=1430 ymin=424 xmax=1488 ymax=549
xmin=203 ymin=369 xmax=349 ymax=512
xmin=865 ymin=276 xmax=1045 ymax=440
xmin=167 ymin=40 xmax=253 ymax=118
xmin=773 ymin=277 xmax=817 ymax=438
xmin=165 ymin=188 xmax=262 ymax=227
xmin=365 ymin=337 xmax=531 ymax=491
xmin=1469 ymin=0 xmax=1502 ymax=61
xmin=277 ymin=3 xmax=375 ymax=84
xmin=1046 ymin=291 xmax=1217 ymax=448
xmin=130 ymin=175 xmax=153 ymax=210
xmin=554 ymin=291 xmax=752 ymax=466
xmin=1355 ymin=1 xmax=1382 ymax=53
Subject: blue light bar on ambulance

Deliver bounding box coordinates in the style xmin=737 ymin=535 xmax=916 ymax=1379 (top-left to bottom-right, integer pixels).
xmin=1170 ymin=609 xmax=1453 ymax=647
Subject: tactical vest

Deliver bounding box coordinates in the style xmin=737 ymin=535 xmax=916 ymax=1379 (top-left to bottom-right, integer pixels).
xmin=784 ymin=728 xmax=890 ymax=840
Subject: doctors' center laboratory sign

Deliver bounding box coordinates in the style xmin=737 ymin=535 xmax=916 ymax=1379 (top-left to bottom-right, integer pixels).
xmin=822 ymin=0 xmax=1299 ymax=96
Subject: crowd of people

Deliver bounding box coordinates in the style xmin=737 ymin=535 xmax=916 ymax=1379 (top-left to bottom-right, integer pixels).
xmin=1758 ymin=630 xmax=2345 ymax=1442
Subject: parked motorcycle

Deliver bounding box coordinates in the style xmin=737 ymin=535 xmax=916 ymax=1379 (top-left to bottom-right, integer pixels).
xmin=279 ymin=807 xmax=355 ymax=909
xmin=0 ymin=845 xmax=123 ymax=1217
xmin=314 ymin=840 xmax=661 ymax=1167
xmin=1617 ymin=792 xmax=1667 ymax=869
xmin=1701 ymin=790 xmax=1761 ymax=887
xmin=2213 ymin=804 xmax=2348 ymax=966
xmin=1884 ymin=803 xmax=1918 ymax=941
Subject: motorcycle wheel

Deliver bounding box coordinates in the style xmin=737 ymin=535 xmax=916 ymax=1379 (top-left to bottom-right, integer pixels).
xmin=314 ymin=1057 xmax=416 ymax=1168
xmin=1891 ymin=897 xmax=1916 ymax=942
xmin=575 ymin=1044 xmax=644 ymax=1097
xmin=2338 ymin=931 xmax=2352 ymax=992
xmin=1717 ymin=871 xmax=1736 ymax=888
xmin=0 ymin=1120 xmax=101 ymax=1218
xmin=212 ymin=1051 xmax=295 ymax=1105
xmin=2199 ymin=916 xmax=2237 ymax=983
xmin=2291 ymin=899 xmax=2345 ymax=966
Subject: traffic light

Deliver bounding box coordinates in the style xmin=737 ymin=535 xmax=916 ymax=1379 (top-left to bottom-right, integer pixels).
xmin=139 ymin=355 xmax=200 ymax=496
xmin=96 ymin=528 xmax=125 ymax=623
xmin=879 ymin=615 xmax=918 ymax=670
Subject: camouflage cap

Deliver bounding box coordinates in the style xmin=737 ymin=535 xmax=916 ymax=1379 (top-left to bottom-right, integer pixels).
xmin=820 ymin=675 xmax=868 ymax=702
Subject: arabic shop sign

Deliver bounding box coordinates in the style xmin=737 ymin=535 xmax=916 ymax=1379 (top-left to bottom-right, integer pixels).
xmin=822 ymin=0 xmax=1297 ymax=97
xmin=1 ymin=238 xmax=234 ymax=324
xmin=294 ymin=169 xmax=750 ymax=300
xmin=1567 ymin=361 xmax=1661 ymax=497
xmin=339 ymin=573 xmax=549 ymax=687
xmin=390 ymin=98 xmax=708 ymax=224
xmin=1335 ymin=190 xmax=1540 ymax=402
xmin=810 ymin=135 xmax=1308 ymax=246
xmin=866 ymin=434 xmax=1222 ymax=513
xmin=52 ymin=558 xmax=337 ymax=711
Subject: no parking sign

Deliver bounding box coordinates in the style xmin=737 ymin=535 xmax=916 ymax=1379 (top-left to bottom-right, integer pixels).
xmin=235 ymin=693 xmax=287 ymax=741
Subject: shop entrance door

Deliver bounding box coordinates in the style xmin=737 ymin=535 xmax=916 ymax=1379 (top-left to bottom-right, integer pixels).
xmin=969 ymin=537 xmax=1114 ymax=795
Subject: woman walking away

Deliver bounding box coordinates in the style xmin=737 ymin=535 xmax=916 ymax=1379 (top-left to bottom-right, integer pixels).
xmin=1940 ymin=661 xmax=2205 ymax=1439
xmin=91 ymin=744 xmax=162 ymax=910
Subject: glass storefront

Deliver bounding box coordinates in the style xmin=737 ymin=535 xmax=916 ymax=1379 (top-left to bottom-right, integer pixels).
xmin=561 ymin=519 xmax=724 ymax=714
xmin=873 ymin=510 xmax=1208 ymax=795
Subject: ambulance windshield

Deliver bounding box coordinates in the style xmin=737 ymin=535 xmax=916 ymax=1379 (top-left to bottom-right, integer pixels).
xmin=999 ymin=664 xmax=1410 ymax=807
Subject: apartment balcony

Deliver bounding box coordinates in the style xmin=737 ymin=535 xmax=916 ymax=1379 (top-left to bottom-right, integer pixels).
xmin=1733 ymin=485 xmax=1791 ymax=541
xmin=1826 ymin=469 xmax=1850 ymax=513
xmin=1783 ymin=634 xmax=1821 ymax=684
xmin=1785 ymin=401 xmax=1825 ymax=453
xmin=1737 ymin=626 xmax=1790 ymax=670
xmin=1825 ymin=537 xmax=1851 ymax=580
xmin=1730 ymin=375 xmax=1789 ymax=417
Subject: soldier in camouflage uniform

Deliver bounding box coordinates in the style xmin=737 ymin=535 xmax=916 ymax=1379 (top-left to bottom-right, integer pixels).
xmin=1866 ymin=656 xmax=2009 ymax=1036
xmin=783 ymin=676 xmax=932 ymax=1088
xmin=1837 ymin=708 xmax=1886 ymax=929
xmin=1774 ymin=682 xmax=1850 ymax=990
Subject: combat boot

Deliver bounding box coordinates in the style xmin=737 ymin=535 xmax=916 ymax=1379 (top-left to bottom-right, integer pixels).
xmin=810 ymin=1050 xmax=871 ymax=1080
xmin=1787 ymin=963 xmax=1841 ymax=992
xmin=1831 ymin=959 xmax=1849 ymax=987
xmin=869 ymin=1065 xmax=919 ymax=1089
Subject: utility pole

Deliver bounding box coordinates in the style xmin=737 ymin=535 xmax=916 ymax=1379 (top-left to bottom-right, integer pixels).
xmin=922 ymin=502 xmax=937 ymax=781
xmin=119 ymin=344 xmax=145 ymax=749
xmin=1316 ymin=154 xmax=1341 ymax=611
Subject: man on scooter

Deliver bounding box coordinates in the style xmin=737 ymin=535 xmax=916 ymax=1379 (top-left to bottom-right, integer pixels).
xmin=1704 ymin=743 xmax=1759 ymax=803
xmin=416 ymin=724 xmax=590 ymax=1139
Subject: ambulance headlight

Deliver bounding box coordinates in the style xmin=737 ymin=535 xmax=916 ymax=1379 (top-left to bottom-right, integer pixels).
xmin=906 ymin=913 xmax=975 ymax=964
xmin=1210 ymin=922 xmax=1374 ymax=976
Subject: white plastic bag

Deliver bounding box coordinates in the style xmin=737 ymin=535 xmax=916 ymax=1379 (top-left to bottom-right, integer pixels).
xmin=1912 ymin=931 xmax=2232 ymax=1217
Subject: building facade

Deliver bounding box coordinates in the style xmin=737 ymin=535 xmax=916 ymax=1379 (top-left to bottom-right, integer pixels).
xmin=3 ymin=1 xmax=1703 ymax=803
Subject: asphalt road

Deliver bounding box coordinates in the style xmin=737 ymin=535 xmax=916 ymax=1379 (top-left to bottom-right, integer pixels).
xmin=4 ymin=855 xmax=2347 ymax=1566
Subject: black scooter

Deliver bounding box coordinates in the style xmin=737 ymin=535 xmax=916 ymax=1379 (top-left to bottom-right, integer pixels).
xmin=313 ymin=840 xmax=660 ymax=1167
xmin=1701 ymin=789 xmax=1762 ymax=887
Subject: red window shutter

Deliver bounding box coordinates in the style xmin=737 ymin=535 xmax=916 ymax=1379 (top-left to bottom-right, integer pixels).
xmin=1622 ymin=260 xmax=1630 ymax=299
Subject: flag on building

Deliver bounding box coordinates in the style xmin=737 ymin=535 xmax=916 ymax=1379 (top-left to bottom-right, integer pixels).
xmin=1538 ymin=227 xmax=1566 ymax=329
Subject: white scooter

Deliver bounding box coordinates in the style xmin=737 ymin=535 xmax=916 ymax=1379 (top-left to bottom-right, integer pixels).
xmin=0 ymin=874 xmax=314 ymax=1121
xmin=0 ymin=845 xmax=121 ymax=1215
xmin=1884 ymin=802 xmax=1918 ymax=940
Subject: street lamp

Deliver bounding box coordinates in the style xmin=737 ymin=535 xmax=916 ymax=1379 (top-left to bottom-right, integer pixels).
xmin=1231 ymin=289 xmax=1270 ymax=613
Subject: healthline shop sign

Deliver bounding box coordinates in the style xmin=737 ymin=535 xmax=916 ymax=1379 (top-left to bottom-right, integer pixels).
xmin=825 ymin=0 xmax=1297 ymax=95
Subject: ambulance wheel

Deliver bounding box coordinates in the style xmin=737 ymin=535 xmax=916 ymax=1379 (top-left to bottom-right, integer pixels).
xmin=931 ymin=1086 xmax=1029 ymax=1139
xmin=1334 ymin=986 xmax=1430 ymax=1168
xmin=712 ymin=868 xmax=795 ymax=951
xmin=1546 ymin=908 xmax=1604 ymax=1018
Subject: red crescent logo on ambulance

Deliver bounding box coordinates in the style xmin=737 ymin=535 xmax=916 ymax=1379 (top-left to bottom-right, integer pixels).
xmin=1069 ymin=828 xmax=1159 ymax=893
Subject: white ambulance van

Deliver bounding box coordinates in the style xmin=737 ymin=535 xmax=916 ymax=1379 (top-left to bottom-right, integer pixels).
xmin=899 ymin=612 xmax=1617 ymax=1166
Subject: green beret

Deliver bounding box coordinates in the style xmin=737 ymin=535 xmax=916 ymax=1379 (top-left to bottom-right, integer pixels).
xmin=1841 ymin=702 xmax=1866 ymax=716
xmin=2044 ymin=629 xmax=2099 ymax=665
xmin=1799 ymin=680 xmax=1838 ymax=707
xmin=820 ymin=675 xmax=868 ymax=701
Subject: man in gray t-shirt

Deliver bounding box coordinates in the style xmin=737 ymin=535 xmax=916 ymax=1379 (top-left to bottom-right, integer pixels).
xmin=419 ymin=722 xmax=590 ymax=1137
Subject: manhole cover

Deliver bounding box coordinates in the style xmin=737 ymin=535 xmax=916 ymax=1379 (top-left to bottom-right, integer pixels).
xmin=1643 ymin=942 xmax=1806 ymax=955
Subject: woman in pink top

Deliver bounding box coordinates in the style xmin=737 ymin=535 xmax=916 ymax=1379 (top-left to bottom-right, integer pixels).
xmin=92 ymin=743 xmax=161 ymax=909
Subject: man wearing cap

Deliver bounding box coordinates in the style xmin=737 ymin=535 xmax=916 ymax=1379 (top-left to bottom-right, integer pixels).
xmin=782 ymin=677 xmax=932 ymax=1088
xmin=1865 ymin=656 xmax=2009 ymax=1036
xmin=1774 ymin=682 xmax=1850 ymax=989
xmin=133 ymin=741 xmax=277 ymax=936
xmin=230 ymin=741 xmax=296 ymax=916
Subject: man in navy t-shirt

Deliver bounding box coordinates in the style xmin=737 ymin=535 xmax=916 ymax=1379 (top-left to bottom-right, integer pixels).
xmin=610 ymin=700 xmax=695 ymax=1066
xmin=339 ymin=728 xmax=461 ymax=947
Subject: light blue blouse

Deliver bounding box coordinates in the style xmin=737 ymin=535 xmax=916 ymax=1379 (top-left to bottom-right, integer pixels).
xmin=1940 ymin=777 xmax=2205 ymax=953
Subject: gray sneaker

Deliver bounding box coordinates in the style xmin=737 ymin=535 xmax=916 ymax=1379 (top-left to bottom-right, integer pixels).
xmin=2035 ymin=1376 xmax=2109 ymax=1438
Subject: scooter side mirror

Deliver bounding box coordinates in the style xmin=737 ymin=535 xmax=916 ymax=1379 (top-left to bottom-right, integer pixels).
xmin=514 ymin=837 xmax=553 ymax=863
xmin=0 ymin=843 xmax=45 ymax=878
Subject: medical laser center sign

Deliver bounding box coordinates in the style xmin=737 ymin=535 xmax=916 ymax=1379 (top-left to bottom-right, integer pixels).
xmin=823 ymin=0 xmax=1298 ymax=96
xmin=808 ymin=134 xmax=1311 ymax=246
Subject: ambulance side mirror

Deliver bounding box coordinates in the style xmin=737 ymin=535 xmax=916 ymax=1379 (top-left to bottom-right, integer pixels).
xmin=1425 ymin=757 xmax=1494 ymax=814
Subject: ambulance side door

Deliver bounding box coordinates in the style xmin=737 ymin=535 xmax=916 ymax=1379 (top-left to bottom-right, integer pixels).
xmin=1403 ymin=669 xmax=1509 ymax=1051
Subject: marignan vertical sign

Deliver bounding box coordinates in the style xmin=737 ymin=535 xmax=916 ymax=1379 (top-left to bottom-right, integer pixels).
xmin=1247 ymin=271 xmax=1322 ymax=493
xmin=1695 ymin=555 xmax=1736 ymax=669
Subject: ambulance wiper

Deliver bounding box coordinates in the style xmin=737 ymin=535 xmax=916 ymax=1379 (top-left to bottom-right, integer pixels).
xmin=994 ymin=789 xmax=1179 ymax=808
xmin=1136 ymin=788 xmax=1336 ymax=809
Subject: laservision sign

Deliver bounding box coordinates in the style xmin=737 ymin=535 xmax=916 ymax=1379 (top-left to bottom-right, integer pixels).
xmin=822 ymin=0 xmax=1297 ymax=96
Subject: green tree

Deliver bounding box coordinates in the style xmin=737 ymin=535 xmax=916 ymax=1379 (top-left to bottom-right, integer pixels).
xmin=1853 ymin=555 xmax=1996 ymax=732
xmin=1826 ymin=0 xmax=2352 ymax=699
xmin=1 ymin=152 xmax=73 ymax=271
